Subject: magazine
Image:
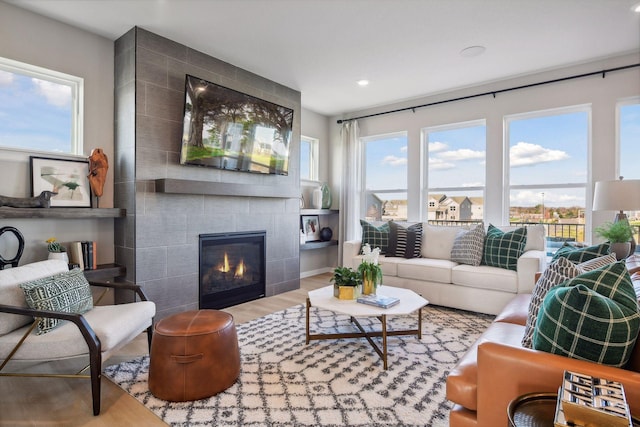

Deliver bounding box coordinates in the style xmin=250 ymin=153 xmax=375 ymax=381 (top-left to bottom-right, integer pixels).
xmin=356 ymin=294 xmax=400 ymax=309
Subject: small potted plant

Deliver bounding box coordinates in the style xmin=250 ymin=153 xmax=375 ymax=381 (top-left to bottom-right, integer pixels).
xmin=358 ymin=243 xmax=383 ymax=295
xmin=330 ymin=266 xmax=362 ymax=300
xmin=595 ymin=220 xmax=634 ymax=260
xmin=46 ymin=237 xmax=68 ymax=263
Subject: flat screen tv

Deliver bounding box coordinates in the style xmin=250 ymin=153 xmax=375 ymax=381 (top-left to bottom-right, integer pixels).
xmin=179 ymin=74 xmax=293 ymax=175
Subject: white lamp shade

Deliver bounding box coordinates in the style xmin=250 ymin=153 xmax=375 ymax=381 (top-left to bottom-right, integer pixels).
xmin=593 ymin=179 xmax=640 ymax=211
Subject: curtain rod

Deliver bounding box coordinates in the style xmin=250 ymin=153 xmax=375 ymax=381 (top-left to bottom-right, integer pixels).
xmin=336 ymin=63 xmax=640 ymax=124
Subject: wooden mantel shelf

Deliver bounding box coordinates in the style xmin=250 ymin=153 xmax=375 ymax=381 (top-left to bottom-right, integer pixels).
xmin=155 ymin=178 xmax=299 ymax=198
xmin=0 ymin=207 xmax=126 ymax=219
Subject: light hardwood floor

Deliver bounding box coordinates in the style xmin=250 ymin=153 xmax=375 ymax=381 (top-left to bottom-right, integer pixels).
xmin=0 ymin=273 xmax=330 ymax=427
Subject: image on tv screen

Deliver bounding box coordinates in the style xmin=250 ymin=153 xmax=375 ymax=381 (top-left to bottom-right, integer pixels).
xmin=180 ymin=74 xmax=293 ymax=175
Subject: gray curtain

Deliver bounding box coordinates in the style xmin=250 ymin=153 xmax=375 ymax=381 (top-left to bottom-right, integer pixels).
xmin=338 ymin=120 xmax=361 ymax=265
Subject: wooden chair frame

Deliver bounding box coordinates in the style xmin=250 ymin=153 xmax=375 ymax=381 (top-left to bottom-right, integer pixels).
xmin=0 ymin=280 xmax=153 ymax=415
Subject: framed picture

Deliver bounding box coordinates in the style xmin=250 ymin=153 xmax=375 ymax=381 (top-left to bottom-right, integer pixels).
xmin=301 ymin=215 xmax=321 ymax=242
xmin=30 ymin=156 xmax=92 ymax=207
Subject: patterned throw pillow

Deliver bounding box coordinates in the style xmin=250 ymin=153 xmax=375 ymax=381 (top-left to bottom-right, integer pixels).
xmin=481 ymin=224 xmax=527 ymax=271
xmin=551 ymin=242 xmax=610 ymax=263
xmin=19 ymin=268 xmax=93 ymax=335
xmin=450 ymin=223 xmax=485 ymax=266
xmin=521 ymin=253 xmax=619 ymax=348
xmin=533 ymin=261 xmax=640 ymax=367
xmin=360 ymin=220 xmax=390 ymax=255
xmin=388 ymin=222 xmax=423 ymax=259
xmin=521 ymin=257 xmax=582 ymax=348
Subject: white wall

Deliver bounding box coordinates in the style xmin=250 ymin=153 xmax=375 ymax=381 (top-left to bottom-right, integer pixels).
xmin=330 ymin=52 xmax=640 ymax=242
xmin=0 ymin=2 xmax=115 ymax=264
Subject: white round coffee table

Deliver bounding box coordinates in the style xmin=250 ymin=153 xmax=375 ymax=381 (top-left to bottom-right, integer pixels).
xmin=305 ymin=285 xmax=429 ymax=369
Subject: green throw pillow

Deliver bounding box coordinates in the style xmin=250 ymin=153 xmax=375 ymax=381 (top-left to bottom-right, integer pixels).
xmin=533 ymin=260 xmax=640 ymax=367
xmin=481 ymin=224 xmax=527 ymax=271
xmin=360 ymin=220 xmax=390 ymax=255
xmin=551 ymin=242 xmax=610 ymax=263
xmin=19 ymin=268 xmax=93 ymax=335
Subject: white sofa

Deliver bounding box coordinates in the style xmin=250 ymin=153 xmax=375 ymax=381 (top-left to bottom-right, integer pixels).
xmin=343 ymin=224 xmax=547 ymax=315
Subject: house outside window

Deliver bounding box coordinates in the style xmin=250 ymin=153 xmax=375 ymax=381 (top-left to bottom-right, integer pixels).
xmin=361 ymin=132 xmax=408 ymax=221
xmin=506 ymin=105 xmax=589 ymax=250
xmin=0 ymin=56 xmax=83 ymax=155
xmin=423 ymin=120 xmax=486 ymax=225
xmin=300 ymin=135 xmax=319 ymax=181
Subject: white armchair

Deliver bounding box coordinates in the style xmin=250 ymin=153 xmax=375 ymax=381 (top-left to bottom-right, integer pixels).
xmin=0 ymin=259 xmax=155 ymax=415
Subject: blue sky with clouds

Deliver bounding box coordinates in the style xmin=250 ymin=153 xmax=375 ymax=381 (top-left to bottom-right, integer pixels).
xmin=620 ymin=103 xmax=640 ymax=180
xmin=0 ymin=70 xmax=72 ymax=153
xmin=361 ymin=106 xmax=635 ymax=210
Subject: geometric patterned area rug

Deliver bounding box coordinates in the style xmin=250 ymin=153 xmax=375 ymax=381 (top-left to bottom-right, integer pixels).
xmin=104 ymin=303 xmax=493 ymax=427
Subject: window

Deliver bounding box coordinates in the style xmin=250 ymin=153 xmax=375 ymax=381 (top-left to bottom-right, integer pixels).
xmin=423 ymin=120 xmax=486 ymax=224
xmin=300 ymin=135 xmax=318 ymax=181
xmin=618 ymin=99 xmax=640 ymax=180
xmin=506 ymin=106 xmax=589 ymax=248
xmin=361 ymin=132 xmax=408 ymax=221
xmin=0 ymin=56 xmax=83 ymax=155
xmin=618 ymin=99 xmax=640 ymax=252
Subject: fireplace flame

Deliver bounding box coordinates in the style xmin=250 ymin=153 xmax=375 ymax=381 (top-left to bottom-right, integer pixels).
xmin=234 ymin=260 xmax=245 ymax=279
xmin=220 ymin=253 xmax=230 ymax=273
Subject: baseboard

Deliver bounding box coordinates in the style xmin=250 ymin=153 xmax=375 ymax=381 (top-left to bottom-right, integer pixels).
xmin=300 ymin=267 xmax=333 ymax=278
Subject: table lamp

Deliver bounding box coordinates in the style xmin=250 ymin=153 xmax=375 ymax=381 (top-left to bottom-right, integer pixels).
xmin=592 ymin=177 xmax=640 ymax=254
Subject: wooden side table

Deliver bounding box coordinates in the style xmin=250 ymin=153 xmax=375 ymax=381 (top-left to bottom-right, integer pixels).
xmin=508 ymin=392 xmax=640 ymax=427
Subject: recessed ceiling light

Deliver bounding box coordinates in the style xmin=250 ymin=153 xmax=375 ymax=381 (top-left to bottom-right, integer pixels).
xmin=357 ymin=79 xmax=369 ymax=87
xmin=460 ymin=45 xmax=486 ymax=58
xmin=632 ymin=2 xmax=640 ymax=12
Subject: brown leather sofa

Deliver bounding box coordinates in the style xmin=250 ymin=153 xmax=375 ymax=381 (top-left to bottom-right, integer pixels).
xmin=446 ymin=273 xmax=640 ymax=427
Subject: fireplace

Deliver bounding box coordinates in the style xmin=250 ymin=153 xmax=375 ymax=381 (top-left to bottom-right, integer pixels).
xmin=199 ymin=231 xmax=266 ymax=309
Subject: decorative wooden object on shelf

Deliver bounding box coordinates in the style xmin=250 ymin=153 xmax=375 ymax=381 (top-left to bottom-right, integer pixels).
xmin=0 ymin=191 xmax=56 ymax=208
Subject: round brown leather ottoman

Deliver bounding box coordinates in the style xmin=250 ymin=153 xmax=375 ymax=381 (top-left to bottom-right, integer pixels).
xmin=148 ymin=310 xmax=240 ymax=401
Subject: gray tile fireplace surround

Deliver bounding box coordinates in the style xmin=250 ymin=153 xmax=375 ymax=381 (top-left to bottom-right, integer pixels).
xmin=114 ymin=27 xmax=302 ymax=320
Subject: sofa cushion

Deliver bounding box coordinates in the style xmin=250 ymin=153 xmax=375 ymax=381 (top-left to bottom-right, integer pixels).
xmin=521 ymin=257 xmax=582 ymax=348
xmin=422 ymin=224 xmax=466 ymax=260
xmin=533 ymin=261 xmax=640 ymax=367
xmin=19 ymin=268 xmax=93 ymax=335
xmin=360 ymin=220 xmax=389 ymax=254
xmin=497 ymin=224 xmax=545 ymax=252
xmin=388 ymin=222 xmax=422 ymax=258
xmin=451 ymin=223 xmax=485 ymax=266
xmin=521 ymin=253 xmax=618 ymax=348
xmin=0 ymin=301 xmax=155 ymax=360
xmin=397 ymin=258 xmax=457 ymax=284
xmin=494 ymin=294 xmax=531 ymax=325
xmin=452 ymin=264 xmax=518 ymax=293
xmin=0 ymin=259 xmax=70 ymax=335
xmin=552 ymin=242 xmax=611 ymax=263
xmin=378 ymin=255 xmax=403 ymax=277
xmin=482 ymin=225 xmax=527 ymax=271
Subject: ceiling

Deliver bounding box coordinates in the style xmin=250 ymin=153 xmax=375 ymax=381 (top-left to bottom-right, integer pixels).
xmin=6 ymin=0 xmax=640 ymax=116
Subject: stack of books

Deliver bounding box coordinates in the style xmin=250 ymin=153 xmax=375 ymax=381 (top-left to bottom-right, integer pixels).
xmin=554 ymin=371 xmax=632 ymax=427
xmin=356 ymin=294 xmax=400 ymax=309
xmin=68 ymin=241 xmax=97 ymax=270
